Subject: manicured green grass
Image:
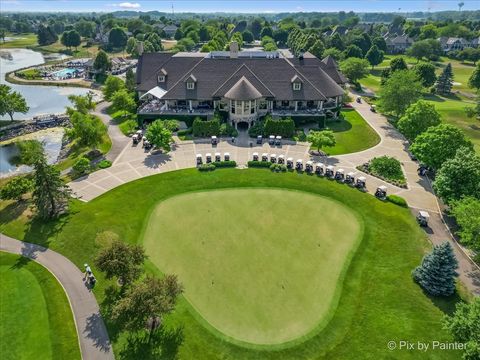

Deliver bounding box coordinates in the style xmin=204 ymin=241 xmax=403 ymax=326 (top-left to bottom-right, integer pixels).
xmin=0 ymin=252 xmax=80 ymax=360
xmin=107 ymin=107 xmax=138 ymax=136
xmin=0 ymin=168 xmax=463 ymax=359
xmin=320 ymin=109 xmax=380 ymax=155
xmin=0 ymin=33 xmax=38 ymax=48
xmin=144 ymin=188 xmax=362 ymax=345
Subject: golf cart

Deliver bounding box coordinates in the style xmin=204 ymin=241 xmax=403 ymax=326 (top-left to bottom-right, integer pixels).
xmin=275 ymin=136 xmax=282 ymax=146
xmin=224 ymin=152 xmax=230 ymax=161
xmin=356 ymin=96 xmax=362 ymax=103
xmin=132 ymin=134 xmax=140 ymax=145
xmin=325 ymin=165 xmax=335 ymax=178
xmin=215 ymin=152 xmax=221 ymax=162
xmin=296 ymin=159 xmax=303 ymax=171
xmin=375 ymin=185 xmax=387 ymax=199
xmin=418 ymin=165 xmax=427 ymax=176
xmin=196 ymin=154 xmax=203 ymax=165
xmin=416 ymin=211 xmax=430 ymax=227
xmin=136 ymin=130 xmax=143 ymax=137
xmin=315 ymin=163 xmax=324 ymax=175
xmin=205 ymin=153 xmax=212 ymax=163
xmin=356 ymin=176 xmax=366 ymax=189
xmin=211 ymin=136 xmax=218 ymax=145
xmin=269 ymin=135 xmax=275 ymax=145
xmin=262 ymin=153 xmax=269 ymax=162
xmin=252 ymin=152 xmax=259 ymax=161
xmin=270 ymin=154 xmax=277 ymax=163
xmin=335 ymin=168 xmax=345 ymax=181
xmin=278 ymin=155 xmax=285 ymax=164
xmin=345 ymin=172 xmax=356 ymax=184
xmin=305 ymin=161 xmax=314 ymax=173
xmin=143 ymin=140 xmax=152 ymax=150
xmin=370 ymin=105 xmax=377 ymax=113
xmin=256 ymin=135 xmax=263 ymax=144
xmin=287 ymin=157 xmax=294 ymax=169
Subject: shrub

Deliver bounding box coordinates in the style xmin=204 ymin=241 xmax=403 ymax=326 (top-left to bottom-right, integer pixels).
xmin=212 ymin=160 xmax=237 ymax=168
xmin=0 ymin=177 xmax=33 ymax=200
xmin=248 ymin=121 xmax=264 ymax=137
xmin=118 ymin=119 xmax=137 ymax=136
xmin=386 ymin=195 xmax=408 ymax=207
xmin=98 ymin=160 xmax=112 ymax=169
xmin=220 ymin=123 xmax=238 ymax=137
xmin=192 ymin=117 xmax=220 ymax=137
xmin=264 ymin=116 xmax=295 ymax=138
xmin=198 ymin=163 xmax=216 ymax=171
xmin=247 ymin=160 xmax=272 ymax=168
xmin=270 ymin=163 xmax=287 ymax=172
xmin=369 ymin=156 xmax=404 ymax=181
xmin=72 ymin=157 xmax=90 ymax=174
xmin=177 ymin=128 xmax=192 ymax=136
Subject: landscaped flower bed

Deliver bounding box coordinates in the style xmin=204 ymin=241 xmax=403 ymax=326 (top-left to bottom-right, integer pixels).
xmin=358 ymin=156 xmax=408 ymax=188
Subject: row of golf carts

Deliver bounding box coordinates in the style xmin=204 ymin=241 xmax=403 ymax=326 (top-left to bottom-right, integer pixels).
xmin=197 ymin=152 xmax=230 ymax=164
xmin=132 ymin=130 xmax=153 ymax=150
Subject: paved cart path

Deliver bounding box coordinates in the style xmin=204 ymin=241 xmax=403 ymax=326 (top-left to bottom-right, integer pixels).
xmin=0 ymin=234 xmax=114 ymax=360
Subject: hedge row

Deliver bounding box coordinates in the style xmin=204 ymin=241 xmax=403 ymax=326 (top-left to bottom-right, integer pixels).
xmin=192 ymin=118 xmax=220 ymax=137
xmin=247 ymin=161 xmax=272 ymax=168
xmin=198 ymin=161 xmax=237 ymax=171
xmin=386 ymin=195 xmax=408 ymax=207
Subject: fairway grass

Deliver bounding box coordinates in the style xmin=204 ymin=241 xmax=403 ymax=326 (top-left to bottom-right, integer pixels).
xmin=0 ymin=252 xmax=80 ymax=360
xmin=144 ymin=188 xmax=362 ymax=345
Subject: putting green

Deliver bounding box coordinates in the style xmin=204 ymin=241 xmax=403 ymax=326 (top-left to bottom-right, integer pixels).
xmin=0 ymin=252 xmax=80 ymax=360
xmin=143 ymin=188 xmax=362 ymax=345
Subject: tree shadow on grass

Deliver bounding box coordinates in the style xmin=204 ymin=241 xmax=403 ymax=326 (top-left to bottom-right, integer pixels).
xmin=423 ymin=289 xmax=463 ymax=316
xmin=0 ymin=200 xmax=29 ymax=225
xmin=119 ymin=326 xmax=184 ymax=360
xmin=100 ymin=285 xmax=124 ymax=343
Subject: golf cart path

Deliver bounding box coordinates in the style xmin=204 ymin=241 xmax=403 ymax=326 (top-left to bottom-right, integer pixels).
xmin=0 ymin=234 xmax=115 ymax=360
xmin=68 ymin=98 xmax=480 ymax=296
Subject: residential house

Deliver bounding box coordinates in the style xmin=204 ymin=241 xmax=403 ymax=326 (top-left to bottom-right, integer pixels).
xmin=385 ymin=35 xmax=414 ymax=54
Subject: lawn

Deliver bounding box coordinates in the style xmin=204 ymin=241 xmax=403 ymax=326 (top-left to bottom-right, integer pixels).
xmin=0 ymin=168 xmax=464 ymax=359
xmin=320 ymin=109 xmax=380 ymax=155
xmin=144 ymin=188 xmax=362 ymax=346
xmin=0 ymin=33 xmax=38 ymax=48
xmin=0 ymin=252 xmax=80 ymax=360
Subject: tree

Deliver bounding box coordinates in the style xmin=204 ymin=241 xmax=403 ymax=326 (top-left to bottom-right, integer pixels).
xmin=372 ymin=36 xmax=387 ymax=52
xmin=249 ymin=18 xmax=263 ymax=39
xmin=468 ymin=63 xmax=480 ymax=90
xmin=174 ymin=28 xmax=184 ymax=40
xmin=242 ymin=30 xmax=254 ymax=44
xmin=397 ymin=100 xmax=442 ymax=141
xmin=433 ymin=147 xmax=480 ymax=203
xmin=322 ymin=47 xmax=344 ymax=62
xmin=0 ymin=177 xmax=33 ymax=201
xmin=260 ymin=26 xmax=273 ymax=39
xmin=67 ymin=92 xmax=96 ymax=114
xmin=111 ymin=89 xmax=136 ymax=116
xmin=365 ymin=45 xmax=384 ymax=69
xmin=412 ymin=242 xmax=458 ymax=297
xmin=443 ymin=298 xmax=480 ymax=360
xmin=410 ymin=124 xmax=474 ymax=170
xmin=459 ymin=48 xmax=480 ymax=65
xmin=407 ymin=39 xmax=442 ymax=61
xmin=108 ymin=27 xmax=128 ymax=49
xmin=103 ymin=75 xmax=126 ymax=101
xmin=339 ymin=57 xmax=369 ymax=85
xmin=16 ymin=140 xmax=44 ymax=166
xmin=61 ymin=30 xmax=81 ymax=50
xmin=93 ymin=50 xmax=111 ymax=74
xmin=413 ymin=62 xmax=437 ymax=88
xmin=450 ymin=197 xmax=480 ymax=251
xmin=343 ymin=44 xmax=363 ymax=59
xmin=126 ymin=37 xmax=138 ymax=57
xmin=436 ymin=63 xmax=454 ymax=95
xmin=378 ymin=70 xmax=423 ymax=118
xmin=75 ymin=19 xmax=96 ymax=38
xmin=68 ymin=111 xmax=107 ymax=149
xmin=37 ymin=24 xmax=57 ymax=46
xmin=125 ymin=68 xmax=136 ymax=92
xmin=144 ymin=32 xmax=163 ymax=51
xmin=328 ymin=33 xmax=345 ymax=51
xmin=111 ymin=275 xmax=182 ymax=336
xmin=145 ymin=120 xmax=173 ymax=152
xmin=0 ymin=84 xmax=29 ymax=121
xmin=390 ymin=57 xmax=408 ymax=72
xmin=72 ymin=157 xmax=90 ymax=175
xmin=308 ymin=40 xmax=324 ymax=58
xmin=94 ymin=240 xmax=147 ymax=286
xmin=32 ymin=154 xmax=72 ymax=219
xmin=307 ymin=130 xmax=336 ymax=154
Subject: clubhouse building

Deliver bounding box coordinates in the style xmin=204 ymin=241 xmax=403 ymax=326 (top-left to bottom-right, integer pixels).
xmin=136 ymin=42 xmax=346 ymax=129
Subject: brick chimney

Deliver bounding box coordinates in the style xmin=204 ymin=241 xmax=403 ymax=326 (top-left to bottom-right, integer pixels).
xmin=229 ymin=41 xmax=239 ymax=58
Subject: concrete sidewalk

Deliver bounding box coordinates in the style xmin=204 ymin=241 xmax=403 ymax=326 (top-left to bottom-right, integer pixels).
xmin=0 ymin=234 xmax=114 ymax=360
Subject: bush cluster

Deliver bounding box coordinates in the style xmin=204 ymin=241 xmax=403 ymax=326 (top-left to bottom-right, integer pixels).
xmin=198 ymin=163 xmax=216 ymax=171
xmin=192 ymin=118 xmax=220 ymax=137
xmin=212 ymin=161 xmax=237 ymax=168
xmin=98 ymin=160 xmax=112 ymax=169
xmin=264 ymin=116 xmax=295 ymax=138
xmin=386 ymin=195 xmax=408 ymax=207
xmin=247 ymin=160 xmax=272 ymax=168
xmin=72 ymin=157 xmax=91 ymax=175
xmin=270 ymin=163 xmax=287 ymax=172
xmin=220 ymin=123 xmax=238 ymax=137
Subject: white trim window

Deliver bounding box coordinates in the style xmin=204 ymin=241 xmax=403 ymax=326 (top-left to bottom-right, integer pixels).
xmin=186 ymin=81 xmax=195 ymax=90
xmin=293 ymin=82 xmax=301 ymax=91
xmin=157 ymin=75 xmax=165 ymax=82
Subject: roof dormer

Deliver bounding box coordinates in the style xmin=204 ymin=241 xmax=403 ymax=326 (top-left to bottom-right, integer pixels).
xmin=185 ymin=74 xmax=197 ymax=90
xmin=291 ymin=75 xmax=303 ymax=91
xmin=157 ymin=68 xmax=167 ymax=83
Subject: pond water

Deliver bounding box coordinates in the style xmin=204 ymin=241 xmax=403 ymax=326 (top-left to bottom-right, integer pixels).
xmin=0 ymin=48 xmax=90 ymax=120
xmin=0 ymin=128 xmax=64 ymax=178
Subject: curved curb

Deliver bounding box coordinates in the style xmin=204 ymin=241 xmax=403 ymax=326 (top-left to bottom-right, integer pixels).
xmin=0 ymin=234 xmax=114 ymax=360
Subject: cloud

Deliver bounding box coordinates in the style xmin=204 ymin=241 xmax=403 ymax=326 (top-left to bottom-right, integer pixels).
xmin=108 ymin=2 xmax=141 ymax=8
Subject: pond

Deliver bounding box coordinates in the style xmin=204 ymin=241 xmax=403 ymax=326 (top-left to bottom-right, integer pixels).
xmin=0 ymin=128 xmax=64 ymax=178
xmin=0 ymin=48 xmax=91 ymax=121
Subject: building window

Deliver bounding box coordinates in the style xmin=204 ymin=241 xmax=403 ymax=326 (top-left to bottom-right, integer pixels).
xmin=187 ymin=82 xmax=195 ymax=90
xmin=236 ymin=100 xmax=243 ymax=115
xmin=157 ymin=75 xmax=165 ymax=82
xmin=244 ymin=100 xmax=250 ymax=114
xmin=293 ymin=82 xmax=301 ymax=91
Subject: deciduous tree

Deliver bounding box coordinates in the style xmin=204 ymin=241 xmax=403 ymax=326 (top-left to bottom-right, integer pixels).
xmin=103 ymin=75 xmax=126 ymax=101
xmin=378 ymin=70 xmax=423 ymax=117
xmin=450 ymin=197 xmax=480 ymax=251
xmin=145 ymin=120 xmax=173 ymax=152
xmin=397 ymin=100 xmax=441 ymax=141
xmin=0 ymin=84 xmax=29 ymax=121
xmin=339 ymin=57 xmax=369 ymax=85
xmin=365 ymin=45 xmax=384 ymax=69
xmin=307 ymin=130 xmax=336 ymax=154
xmin=0 ymin=177 xmax=33 ymax=201
xmin=413 ymin=62 xmax=437 ymax=87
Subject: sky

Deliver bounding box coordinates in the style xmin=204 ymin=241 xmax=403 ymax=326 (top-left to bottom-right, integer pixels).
xmin=1 ymin=0 xmax=479 ymax=13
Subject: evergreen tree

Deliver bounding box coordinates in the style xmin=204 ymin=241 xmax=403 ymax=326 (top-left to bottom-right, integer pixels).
xmin=37 ymin=24 xmax=58 ymax=46
xmin=412 ymin=242 xmax=458 ymax=297
xmin=125 ymin=68 xmax=136 ymax=92
xmin=436 ymin=63 xmax=454 ymax=95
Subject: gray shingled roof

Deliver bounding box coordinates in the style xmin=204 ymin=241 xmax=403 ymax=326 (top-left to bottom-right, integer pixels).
xmin=137 ymin=52 xmax=345 ymax=100
xmin=224 ymin=76 xmax=263 ymax=100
